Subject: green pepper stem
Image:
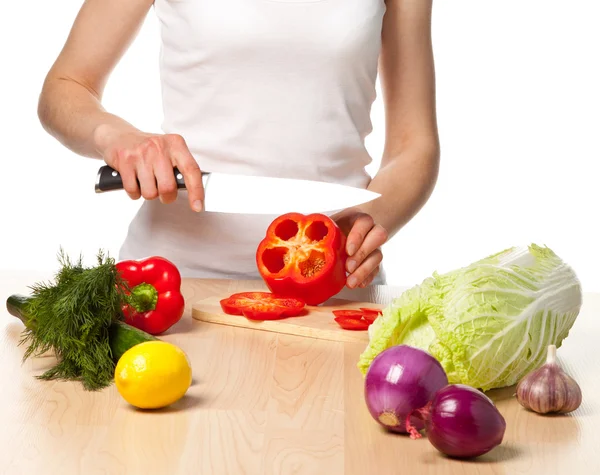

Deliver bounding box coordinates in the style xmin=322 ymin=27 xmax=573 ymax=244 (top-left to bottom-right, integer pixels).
xmin=127 ymin=283 xmax=159 ymax=312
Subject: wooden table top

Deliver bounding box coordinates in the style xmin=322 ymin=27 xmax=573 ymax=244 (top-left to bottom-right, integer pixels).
xmin=0 ymin=272 xmax=598 ymax=475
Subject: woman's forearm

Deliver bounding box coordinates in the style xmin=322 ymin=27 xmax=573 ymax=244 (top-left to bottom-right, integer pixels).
xmin=38 ymin=76 xmax=139 ymax=159
xmin=329 ymin=141 xmax=439 ymax=289
xmin=338 ymin=141 xmax=440 ymax=238
xmin=366 ymin=142 xmax=440 ymax=236
xmin=354 ymin=0 xmax=439 ymax=238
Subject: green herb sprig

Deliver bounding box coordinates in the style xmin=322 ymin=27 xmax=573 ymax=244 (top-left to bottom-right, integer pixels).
xmin=16 ymin=248 xmax=126 ymax=391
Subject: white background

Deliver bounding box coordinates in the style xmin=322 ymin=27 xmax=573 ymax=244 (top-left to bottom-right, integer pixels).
xmin=1 ymin=1 xmax=599 ymax=292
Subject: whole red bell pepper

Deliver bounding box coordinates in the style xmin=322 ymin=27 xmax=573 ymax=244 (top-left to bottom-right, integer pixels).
xmin=115 ymin=256 xmax=185 ymax=335
xmin=256 ymin=212 xmax=348 ymax=306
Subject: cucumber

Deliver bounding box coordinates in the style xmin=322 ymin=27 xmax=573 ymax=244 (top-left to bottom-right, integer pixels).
xmin=6 ymin=293 xmax=157 ymax=363
xmin=108 ymin=320 xmax=158 ymax=361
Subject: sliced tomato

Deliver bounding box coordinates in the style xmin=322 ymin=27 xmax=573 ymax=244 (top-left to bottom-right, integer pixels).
xmin=219 ymin=291 xmax=305 ymax=321
xmin=334 ymin=317 xmax=370 ymax=331
xmin=332 ymin=309 xmax=364 ymax=320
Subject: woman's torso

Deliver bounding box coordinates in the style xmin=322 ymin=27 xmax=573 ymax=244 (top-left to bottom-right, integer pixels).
xmin=119 ymin=0 xmax=387 ymax=282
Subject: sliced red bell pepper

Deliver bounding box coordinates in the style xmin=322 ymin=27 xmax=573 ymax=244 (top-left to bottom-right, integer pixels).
xmin=359 ymin=308 xmax=383 ymax=323
xmin=360 ymin=307 xmax=384 ymax=315
xmin=256 ymin=212 xmax=348 ymax=306
xmin=115 ymin=256 xmax=185 ymax=335
xmin=332 ymin=309 xmax=365 ymax=319
xmin=331 ymin=307 xmax=383 ymax=328
xmin=360 ymin=312 xmax=378 ymax=324
xmin=334 ymin=316 xmax=370 ymax=331
xmin=219 ymin=291 xmax=306 ymax=321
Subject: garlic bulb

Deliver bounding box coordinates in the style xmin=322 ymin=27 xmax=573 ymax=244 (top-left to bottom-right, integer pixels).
xmin=516 ymin=345 xmax=582 ymax=414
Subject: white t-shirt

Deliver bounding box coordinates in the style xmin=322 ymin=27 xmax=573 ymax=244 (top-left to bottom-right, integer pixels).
xmin=119 ymin=0 xmax=387 ymax=283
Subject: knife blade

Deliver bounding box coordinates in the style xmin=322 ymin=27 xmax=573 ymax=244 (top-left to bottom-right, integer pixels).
xmin=95 ymin=165 xmax=380 ymax=214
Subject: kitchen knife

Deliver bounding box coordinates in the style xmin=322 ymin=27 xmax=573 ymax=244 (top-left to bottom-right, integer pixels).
xmin=95 ymin=165 xmax=381 ymax=214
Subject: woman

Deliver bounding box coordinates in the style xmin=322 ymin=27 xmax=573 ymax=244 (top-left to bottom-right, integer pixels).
xmin=37 ymin=0 xmax=439 ymax=290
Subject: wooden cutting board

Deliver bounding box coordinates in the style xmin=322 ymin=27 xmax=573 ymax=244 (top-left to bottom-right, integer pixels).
xmin=191 ymin=296 xmax=384 ymax=343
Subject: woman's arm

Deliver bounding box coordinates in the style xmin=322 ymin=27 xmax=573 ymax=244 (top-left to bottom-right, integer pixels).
xmin=38 ymin=0 xmax=205 ymax=210
xmin=370 ymin=0 xmax=440 ymax=232
xmin=38 ymin=0 xmax=151 ymax=158
xmin=334 ymin=0 xmax=440 ymax=287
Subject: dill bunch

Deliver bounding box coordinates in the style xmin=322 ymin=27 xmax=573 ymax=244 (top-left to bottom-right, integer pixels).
xmin=16 ymin=248 xmax=127 ymax=391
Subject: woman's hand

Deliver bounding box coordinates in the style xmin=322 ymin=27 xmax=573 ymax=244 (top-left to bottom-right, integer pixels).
xmin=95 ymin=125 xmax=205 ymax=212
xmin=333 ymin=212 xmax=388 ymax=289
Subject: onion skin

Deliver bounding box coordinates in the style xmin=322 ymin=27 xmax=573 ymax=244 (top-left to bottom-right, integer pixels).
xmin=407 ymin=384 xmax=506 ymax=459
xmin=364 ymin=345 xmax=448 ymax=433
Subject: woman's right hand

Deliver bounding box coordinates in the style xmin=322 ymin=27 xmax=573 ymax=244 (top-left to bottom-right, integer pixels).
xmin=94 ymin=124 xmax=205 ymax=212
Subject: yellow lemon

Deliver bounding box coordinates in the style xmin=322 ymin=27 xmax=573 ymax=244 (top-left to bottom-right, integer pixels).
xmin=115 ymin=341 xmax=192 ymax=409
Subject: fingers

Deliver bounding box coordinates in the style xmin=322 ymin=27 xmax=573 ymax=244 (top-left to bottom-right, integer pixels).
xmin=135 ymin=141 xmax=159 ymax=200
xmin=345 ymin=213 xmax=376 ymax=256
xmin=118 ymin=161 xmax=141 ymax=200
xmin=105 ymin=132 xmax=204 ymax=211
xmin=360 ymin=265 xmax=380 ymax=288
xmin=347 ymin=248 xmax=383 ymax=289
xmin=166 ymin=134 xmax=205 ymax=211
xmin=152 ymin=147 xmax=178 ymax=204
xmin=344 ymin=215 xmax=388 ymax=289
xmin=346 ymin=221 xmax=388 ymax=273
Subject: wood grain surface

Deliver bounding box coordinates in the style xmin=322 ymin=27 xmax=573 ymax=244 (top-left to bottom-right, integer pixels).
xmin=0 ymin=272 xmax=598 ymax=475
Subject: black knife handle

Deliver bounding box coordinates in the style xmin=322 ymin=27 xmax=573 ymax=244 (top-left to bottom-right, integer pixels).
xmin=95 ymin=165 xmax=189 ymax=193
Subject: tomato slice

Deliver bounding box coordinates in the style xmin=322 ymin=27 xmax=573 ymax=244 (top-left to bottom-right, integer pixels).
xmin=332 ymin=309 xmax=364 ymax=320
xmin=334 ymin=317 xmax=370 ymax=331
xmin=219 ymin=291 xmax=306 ymax=321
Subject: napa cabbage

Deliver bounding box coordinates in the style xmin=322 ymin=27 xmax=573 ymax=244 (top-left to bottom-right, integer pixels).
xmin=357 ymin=244 xmax=582 ymax=391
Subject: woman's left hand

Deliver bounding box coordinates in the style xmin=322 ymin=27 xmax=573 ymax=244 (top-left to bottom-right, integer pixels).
xmin=333 ymin=212 xmax=388 ymax=289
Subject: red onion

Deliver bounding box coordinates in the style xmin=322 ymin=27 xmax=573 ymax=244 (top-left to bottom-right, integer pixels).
xmin=364 ymin=345 xmax=448 ymax=433
xmin=406 ymin=384 xmax=506 ymax=458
